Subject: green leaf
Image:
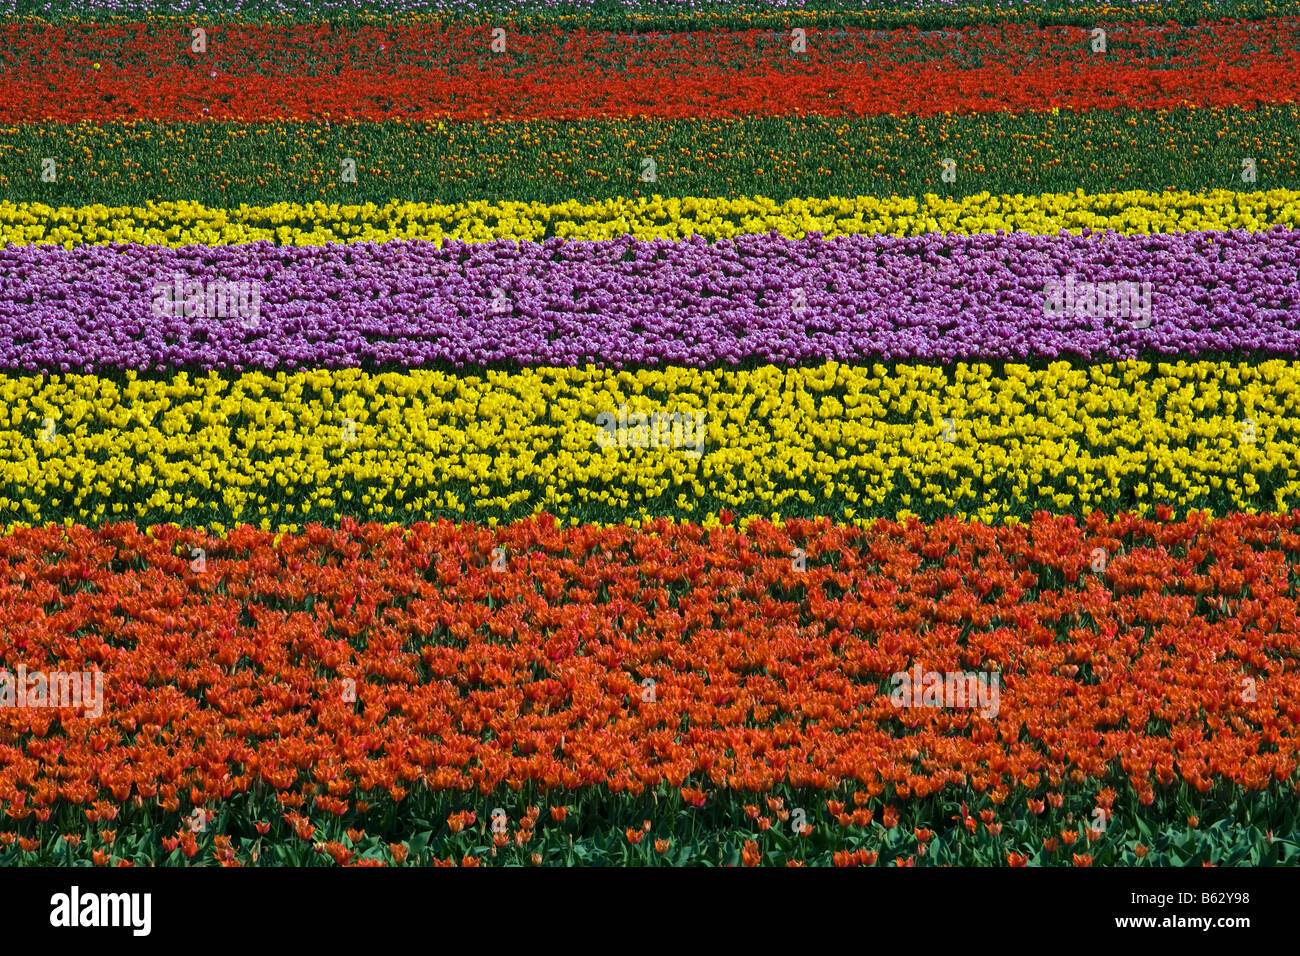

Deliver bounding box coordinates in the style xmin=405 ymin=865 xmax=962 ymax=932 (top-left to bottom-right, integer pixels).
xmin=407 ymin=830 xmax=431 ymax=858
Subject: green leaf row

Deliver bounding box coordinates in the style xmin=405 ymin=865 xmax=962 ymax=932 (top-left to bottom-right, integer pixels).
xmin=2 ymin=105 xmax=1297 ymax=207
xmin=4 ymin=1 xmax=1298 ymax=32
xmin=5 ymin=779 xmax=1297 ymax=866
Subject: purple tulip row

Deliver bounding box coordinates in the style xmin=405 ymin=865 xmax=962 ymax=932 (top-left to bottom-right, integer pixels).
xmin=1 ymin=228 xmax=1296 ymax=373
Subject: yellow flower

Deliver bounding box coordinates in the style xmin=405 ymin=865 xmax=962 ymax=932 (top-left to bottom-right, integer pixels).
xmin=0 ymin=360 xmax=1294 ymax=530
xmin=3 ymin=189 xmax=1298 ymax=248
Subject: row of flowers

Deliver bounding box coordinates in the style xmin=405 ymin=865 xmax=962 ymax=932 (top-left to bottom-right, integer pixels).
xmin=3 ymin=228 xmax=1296 ymax=372
xmin=8 ymin=20 xmax=1286 ymax=75
xmin=3 ymin=189 xmax=1298 ymax=248
xmin=0 ymin=511 xmax=1297 ymax=864
xmin=8 ymin=47 xmax=1297 ymax=122
xmin=0 ymin=0 xmax=1279 ymax=22
xmin=6 ymin=19 xmax=1299 ymax=121
xmin=5 ymin=106 xmax=1295 ymax=206
xmin=1 ymin=360 xmax=1300 ymax=527
xmin=1 ymin=0 xmax=1278 ymax=19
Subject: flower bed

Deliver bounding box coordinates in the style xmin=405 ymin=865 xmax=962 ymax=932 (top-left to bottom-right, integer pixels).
xmin=3 ymin=228 xmax=1299 ymax=372
xmin=2 ymin=360 xmax=1300 ymax=527
xmin=0 ymin=513 xmax=1297 ymax=865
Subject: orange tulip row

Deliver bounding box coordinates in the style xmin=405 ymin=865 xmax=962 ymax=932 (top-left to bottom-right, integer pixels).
xmin=0 ymin=510 xmax=1297 ymax=823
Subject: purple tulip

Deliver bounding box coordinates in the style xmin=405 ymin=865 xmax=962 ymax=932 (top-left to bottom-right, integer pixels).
xmin=0 ymin=227 xmax=1296 ymax=372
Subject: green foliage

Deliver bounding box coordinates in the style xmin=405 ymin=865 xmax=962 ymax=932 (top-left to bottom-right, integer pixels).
xmin=4 ymin=780 xmax=1296 ymax=866
xmin=3 ymin=106 xmax=1296 ymax=207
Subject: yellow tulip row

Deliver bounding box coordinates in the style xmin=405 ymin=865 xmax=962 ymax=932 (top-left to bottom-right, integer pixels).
xmin=2 ymin=189 xmax=1297 ymax=247
xmin=0 ymin=361 xmax=1296 ymax=531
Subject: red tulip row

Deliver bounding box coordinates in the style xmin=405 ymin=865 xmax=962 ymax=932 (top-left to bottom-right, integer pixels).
xmin=2 ymin=19 xmax=1295 ymax=120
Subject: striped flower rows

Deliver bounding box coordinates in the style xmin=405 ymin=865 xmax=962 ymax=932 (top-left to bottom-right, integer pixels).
xmin=4 ymin=2 xmax=1300 ymax=868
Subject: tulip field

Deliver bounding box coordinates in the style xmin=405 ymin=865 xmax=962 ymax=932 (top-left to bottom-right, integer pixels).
xmin=1 ymin=0 xmax=1300 ymax=871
